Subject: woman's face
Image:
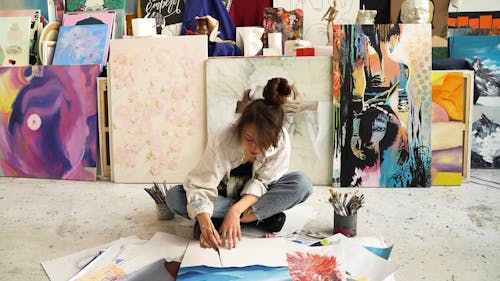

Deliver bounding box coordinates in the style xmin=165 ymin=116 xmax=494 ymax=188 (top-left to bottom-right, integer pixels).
xmin=241 ymin=124 xmax=265 ymax=157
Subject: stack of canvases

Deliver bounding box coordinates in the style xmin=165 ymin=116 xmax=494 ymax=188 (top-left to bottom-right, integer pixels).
xmin=447 ymin=13 xmax=500 ymax=171
xmin=1 ymin=0 xmax=441 ymax=189
xmin=0 ymin=0 xmax=126 ymax=181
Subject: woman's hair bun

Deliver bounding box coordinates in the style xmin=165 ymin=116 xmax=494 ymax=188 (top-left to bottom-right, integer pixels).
xmin=263 ymin=77 xmax=291 ymax=106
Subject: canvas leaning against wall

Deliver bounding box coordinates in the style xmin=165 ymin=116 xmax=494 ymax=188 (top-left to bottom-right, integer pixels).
xmin=108 ymin=35 xmax=207 ymax=183
xmin=431 ymin=71 xmax=473 ymax=185
xmin=0 ymin=65 xmax=100 ymax=181
xmin=449 ymin=34 xmax=500 ymax=101
xmin=333 ymin=24 xmax=432 ymax=187
xmin=471 ymin=101 xmax=500 ymax=169
xmin=0 ymin=9 xmax=42 ymax=65
xmin=206 ymin=56 xmax=333 ymax=185
xmin=0 ymin=17 xmax=31 ymax=67
xmin=52 ymin=24 xmax=110 ymax=67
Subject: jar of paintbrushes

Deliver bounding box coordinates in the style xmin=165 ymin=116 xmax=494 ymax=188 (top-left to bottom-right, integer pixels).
xmin=145 ymin=182 xmax=174 ymax=220
xmin=328 ymin=189 xmax=365 ymax=237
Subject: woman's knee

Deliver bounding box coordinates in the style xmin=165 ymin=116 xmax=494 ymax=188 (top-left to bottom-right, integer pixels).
xmin=286 ymin=171 xmax=313 ymax=199
xmin=165 ymin=185 xmax=187 ymax=215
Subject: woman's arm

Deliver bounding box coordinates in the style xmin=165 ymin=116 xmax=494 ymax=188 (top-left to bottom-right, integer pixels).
xmin=285 ymin=84 xmax=318 ymax=115
xmin=218 ymin=194 xmax=258 ymax=249
xmin=197 ymin=212 xmax=221 ymax=249
xmin=183 ymin=128 xmax=230 ymax=249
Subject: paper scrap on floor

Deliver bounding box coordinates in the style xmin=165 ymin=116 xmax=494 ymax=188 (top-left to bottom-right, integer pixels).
xmin=41 ymin=236 xmax=146 ymax=281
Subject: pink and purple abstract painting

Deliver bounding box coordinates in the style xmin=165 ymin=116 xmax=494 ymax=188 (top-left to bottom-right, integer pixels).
xmin=0 ymin=65 xmax=100 ymax=180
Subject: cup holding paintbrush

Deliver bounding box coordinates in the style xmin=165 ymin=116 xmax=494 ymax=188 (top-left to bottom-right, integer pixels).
xmin=328 ymin=189 xmax=365 ymax=237
xmin=145 ymin=182 xmax=174 ymax=220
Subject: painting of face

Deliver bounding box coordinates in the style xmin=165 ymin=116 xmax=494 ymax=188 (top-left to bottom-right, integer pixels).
xmin=333 ymin=24 xmax=432 ymax=187
xmin=206 ymin=56 xmax=332 ymax=185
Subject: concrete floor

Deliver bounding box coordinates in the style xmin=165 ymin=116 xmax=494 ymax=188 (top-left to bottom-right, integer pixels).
xmin=0 ymin=169 xmax=499 ymax=281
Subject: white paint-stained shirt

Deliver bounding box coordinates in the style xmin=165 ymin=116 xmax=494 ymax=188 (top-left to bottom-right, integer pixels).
xmin=183 ymin=123 xmax=291 ymax=220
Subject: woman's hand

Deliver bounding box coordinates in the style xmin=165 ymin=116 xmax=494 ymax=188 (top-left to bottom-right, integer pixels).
xmin=197 ymin=213 xmax=221 ymax=250
xmin=219 ymin=207 xmax=242 ymax=249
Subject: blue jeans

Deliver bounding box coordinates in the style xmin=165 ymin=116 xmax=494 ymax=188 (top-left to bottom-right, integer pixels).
xmin=165 ymin=171 xmax=313 ymax=221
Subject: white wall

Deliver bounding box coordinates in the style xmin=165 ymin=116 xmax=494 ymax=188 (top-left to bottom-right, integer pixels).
xmin=449 ymin=0 xmax=500 ymax=12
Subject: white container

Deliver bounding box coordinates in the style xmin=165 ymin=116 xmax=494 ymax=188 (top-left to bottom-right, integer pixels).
xmin=236 ymin=26 xmax=265 ymax=56
xmin=131 ymin=18 xmax=156 ymax=37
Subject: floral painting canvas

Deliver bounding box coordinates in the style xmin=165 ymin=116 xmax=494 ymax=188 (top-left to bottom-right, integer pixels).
xmin=206 ymin=56 xmax=333 ymax=185
xmin=333 ymin=24 xmax=432 ymax=187
xmin=108 ymin=36 xmax=207 ymax=183
xmin=0 ymin=65 xmax=100 ymax=181
xmin=52 ymin=24 xmax=110 ymax=67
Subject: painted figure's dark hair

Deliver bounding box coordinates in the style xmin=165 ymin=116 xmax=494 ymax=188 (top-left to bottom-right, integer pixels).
xmin=236 ymin=77 xmax=291 ymax=149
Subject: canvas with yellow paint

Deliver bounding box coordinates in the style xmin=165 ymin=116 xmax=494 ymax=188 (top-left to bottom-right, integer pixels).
xmin=431 ymin=71 xmax=471 ymax=185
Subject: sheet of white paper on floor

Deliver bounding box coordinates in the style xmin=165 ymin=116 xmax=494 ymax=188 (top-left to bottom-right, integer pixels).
xmin=68 ymin=237 xmax=147 ymax=281
xmin=275 ymin=205 xmax=315 ymax=236
xmin=41 ymin=236 xmax=145 ymax=281
xmin=180 ymin=237 xmax=288 ymax=268
xmin=118 ymin=232 xmax=190 ymax=274
xmin=323 ymin=234 xmax=399 ymax=281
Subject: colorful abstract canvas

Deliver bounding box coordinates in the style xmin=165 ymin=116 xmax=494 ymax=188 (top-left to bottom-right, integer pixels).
xmin=0 ymin=17 xmax=31 ymax=66
xmin=273 ymin=0 xmax=358 ymax=46
xmin=108 ymin=36 xmax=207 ymax=183
xmin=0 ymin=65 xmax=100 ymax=180
xmin=177 ymin=238 xmax=290 ymax=281
xmin=287 ymin=248 xmax=345 ymax=281
xmin=333 ymin=24 xmax=432 ymax=187
xmin=431 ymin=71 xmax=471 ymax=185
xmin=66 ymin=0 xmax=126 ymax=12
xmin=263 ymin=7 xmax=304 ymax=49
xmin=52 ymin=24 xmax=110 ymax=67
xmin=471 ymin=102 xmax=500 ymax=169
xmin=206 ymin=56 xmax=333 ymax=185
xmin=449 ymin=35 xmax=500 ymax=100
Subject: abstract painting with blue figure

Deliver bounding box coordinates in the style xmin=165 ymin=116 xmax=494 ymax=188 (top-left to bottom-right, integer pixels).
xmin=338 ymin=24 xmax=431 ymax=187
